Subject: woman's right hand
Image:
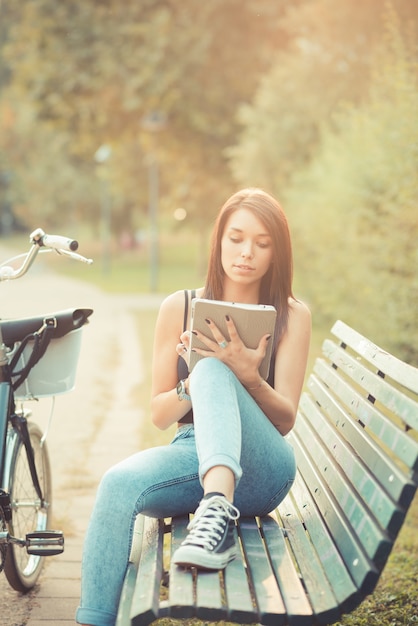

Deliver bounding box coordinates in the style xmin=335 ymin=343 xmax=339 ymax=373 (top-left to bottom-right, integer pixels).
xmin=176 ymin=330 xmax=191 ymax=367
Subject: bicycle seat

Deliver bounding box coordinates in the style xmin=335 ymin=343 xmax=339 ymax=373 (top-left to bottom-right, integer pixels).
xmin=0 ymin=308 xmax=93 ymax=347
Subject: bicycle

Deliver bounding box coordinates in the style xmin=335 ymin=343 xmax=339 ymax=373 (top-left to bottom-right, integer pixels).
xmin=0 ymin=227 xmax=93 ymax=592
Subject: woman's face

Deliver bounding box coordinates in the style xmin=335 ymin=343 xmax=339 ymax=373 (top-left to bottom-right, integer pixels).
xmin=220 ymin=208 xmax=273 ymax=288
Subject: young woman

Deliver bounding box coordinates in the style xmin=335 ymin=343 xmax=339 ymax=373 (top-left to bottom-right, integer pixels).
xmin=76 ymin=187 xmax=311 ymax=626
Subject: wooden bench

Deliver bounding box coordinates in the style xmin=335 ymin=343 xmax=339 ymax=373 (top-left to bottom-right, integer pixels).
xmin=116 ymin=320 xmax=418 ymax=626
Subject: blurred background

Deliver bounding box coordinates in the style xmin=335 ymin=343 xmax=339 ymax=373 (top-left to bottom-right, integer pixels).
xmin=1 ymin=0 xmax=417 ymax=363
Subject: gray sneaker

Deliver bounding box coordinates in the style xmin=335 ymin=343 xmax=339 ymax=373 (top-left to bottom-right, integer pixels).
xmin=173 ymin=493 xmax=240 ymax=570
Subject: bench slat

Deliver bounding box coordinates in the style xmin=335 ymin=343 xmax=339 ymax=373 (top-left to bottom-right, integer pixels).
xmin=290 ymin=429 xmax=378 ymax=594
xmin=195 ymin=570 xmax=226 ymax=622
xmin=314 ymin=358 xmax=418 ymax=477
xmin=130 ymin=517 xmax=164 ymax=626
xmin=276 ymin=489 xmax=342 ymax=624
xmin=308 ymin=368 xmax=415 ymax=513
xmin=323 ymin=339 xmax=418 ymax=431
xmin=260 ymin=514 xmax=313 ymax=624
xmin=310 ymin=364 xmax=417 ymax=507
xmin=168 ymin=516 xmax=195 ymax=619
xmin=331 ymin=320 xmax=418 ymax=394
xmin=239 ymin=519 xmax=287 ymax=625
xmin=296 ymin=404 xmax=392 ymax=566
xmin=300 ymin=387 xmax=406 ymax=540
xmin=223 ymin=536 xmax=258 ymax=623
xmin=282 ymin=475 xmax=359 ymax=613
xmin=117 ymin=563 xmax=139 ymax=626
xmin=116 ymin=516 xmax=145 ymax=626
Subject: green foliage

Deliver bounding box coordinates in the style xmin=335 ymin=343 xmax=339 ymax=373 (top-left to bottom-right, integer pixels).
xmin=285 ymin=5 xmax=418 ymax=363
xmin=228 ymin=0 xmax=394 ymax=190
xmin=2 ymin=0 xmax=418 ymax=365
xmin=229 ymin=1 xmax=418 ymax=364
xmin=0 ymin=0 xmax=289 ymax=230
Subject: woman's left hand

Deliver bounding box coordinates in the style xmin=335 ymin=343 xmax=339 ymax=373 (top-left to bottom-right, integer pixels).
xmin=192 ymin=316 xmax=270 ymax=388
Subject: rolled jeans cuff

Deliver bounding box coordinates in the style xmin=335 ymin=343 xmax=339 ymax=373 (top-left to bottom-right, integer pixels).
xmin=76 ymin=606 xmax=116 ymax=626
xmin=199 ymin=452 xmax=243 ymax=487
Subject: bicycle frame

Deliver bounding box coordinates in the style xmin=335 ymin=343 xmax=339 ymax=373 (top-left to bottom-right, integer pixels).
xmin=0 ymin=298 xmax=62 ymax=561
xmin=0 ymin=228 xmax=93 ymax=591
xmin=0 ymin=338 xmax=13 ymax=491
xmin=0 ymin=323 xmax=44 ymax=503
xmin=0 ymin=388 xmax=10 ymax=485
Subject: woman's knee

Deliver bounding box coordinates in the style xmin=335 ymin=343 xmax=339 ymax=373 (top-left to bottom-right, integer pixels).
xmin=190 ymin=357 xmax=232 ymax=389
xmin=97 ymin=453 xmax=150 ymax=504
xmin=96 ymin=463 xmax=130 ymax=504
xmin=194 ymin=356 xmax=231 ymax=375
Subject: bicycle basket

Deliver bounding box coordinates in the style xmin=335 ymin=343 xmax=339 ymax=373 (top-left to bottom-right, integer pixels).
xmin=3 ymin=308 xmax=92 ymax=399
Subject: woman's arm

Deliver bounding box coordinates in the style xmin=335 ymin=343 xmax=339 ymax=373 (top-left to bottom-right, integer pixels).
xmin=244 ymin=300 xmax=311 ymax=435
xmin=150 ymin=291 xmax=193 ymax=430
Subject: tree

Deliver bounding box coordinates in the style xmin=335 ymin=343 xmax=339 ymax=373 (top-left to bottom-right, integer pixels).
xmin=285 ymin=5 xmax=418 ymax=362
xmin=0 ymin=0 xmax=293 ymax=232
xmin=227 ymin=0 xmax=417 ymax=194
xmin=227 ymin=0 xmax=418 ymax=362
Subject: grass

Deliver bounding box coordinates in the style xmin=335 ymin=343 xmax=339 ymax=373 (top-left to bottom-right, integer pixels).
xmin=39 ymin=230 xmax=206 ymax=295
xmin=334 ymin=496 xmax=418 ymax=625
xmin=26 ymin=233 xmax=418 ymax=626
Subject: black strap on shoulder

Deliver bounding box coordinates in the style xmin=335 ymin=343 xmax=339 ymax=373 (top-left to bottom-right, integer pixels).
xmin=183 ymin=290 xmax=196 ymax=332
xmin=183 ymin=290 xmax=188 ymax=333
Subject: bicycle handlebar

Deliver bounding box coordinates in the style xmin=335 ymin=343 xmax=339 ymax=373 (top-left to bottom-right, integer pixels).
xmin=0 ymin=227 xmax=93 ymax=281
xmin=32 ymin=228 xmax=79 ymax=252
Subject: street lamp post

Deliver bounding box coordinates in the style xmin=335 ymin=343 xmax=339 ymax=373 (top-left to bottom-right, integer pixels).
xmin=147 ymin=153 xmax=159 ymax=293
xmin=94 ymin=144 xmax=112 ymax=276
xmin=141 ymin=111 xmax=166 ymax=292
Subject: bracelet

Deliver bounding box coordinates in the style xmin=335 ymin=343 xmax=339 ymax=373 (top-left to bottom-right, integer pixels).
xmin=246 ymin=379 xmax=263 ymax=391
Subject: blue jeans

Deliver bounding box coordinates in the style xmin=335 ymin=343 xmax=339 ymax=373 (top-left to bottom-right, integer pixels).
xmin=76 ymin=358 xmax=296 ymax=626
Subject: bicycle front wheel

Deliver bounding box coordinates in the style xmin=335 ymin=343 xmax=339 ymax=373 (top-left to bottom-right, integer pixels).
xmin=3 ymin=420 xmax=52 ymax=592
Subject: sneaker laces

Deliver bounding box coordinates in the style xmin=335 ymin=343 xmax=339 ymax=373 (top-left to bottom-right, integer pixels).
xmin=183 ymin=495 xmax=240 ymax=551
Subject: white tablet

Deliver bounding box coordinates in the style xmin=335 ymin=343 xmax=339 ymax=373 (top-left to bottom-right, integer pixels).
xmin=189 ymin=298 xmax=277 ymax=380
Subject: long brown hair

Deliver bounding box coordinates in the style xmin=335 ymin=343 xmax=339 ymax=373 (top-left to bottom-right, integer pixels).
xmin=203 ymin=188 xmax=294 ymax=342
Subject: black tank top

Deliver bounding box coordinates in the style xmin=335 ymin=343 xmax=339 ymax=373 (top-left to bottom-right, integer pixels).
xmin=177 ymin=290 xmax=195 ymax=424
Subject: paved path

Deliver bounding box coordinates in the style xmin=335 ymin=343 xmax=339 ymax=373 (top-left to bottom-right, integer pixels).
xmin=0 ymin=257 xmax=164 ymax=625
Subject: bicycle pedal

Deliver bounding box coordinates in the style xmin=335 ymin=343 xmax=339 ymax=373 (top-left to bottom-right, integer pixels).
xmin=26 ymin=530 xmax=64 ymax=556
